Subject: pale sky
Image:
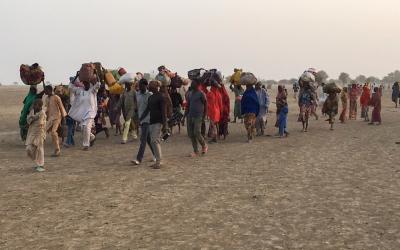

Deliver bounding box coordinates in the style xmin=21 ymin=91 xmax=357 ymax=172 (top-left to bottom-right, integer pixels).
xmin=0 ymin=0 xmax=399 ymax=84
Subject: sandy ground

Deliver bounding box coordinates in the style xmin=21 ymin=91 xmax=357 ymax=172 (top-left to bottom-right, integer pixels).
xmin=0 ymin=85 xmax=399 ymax=249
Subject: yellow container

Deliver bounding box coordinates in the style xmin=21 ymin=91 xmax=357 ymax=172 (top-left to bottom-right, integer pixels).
xmin=109 ymin=82 xmax=124 ymax=95
xmin=105 ymin=70 xmax=117 ymax=87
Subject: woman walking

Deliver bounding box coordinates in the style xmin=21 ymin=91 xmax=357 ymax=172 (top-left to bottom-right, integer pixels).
xmin=360 ymin=84 xmax=371 ymax=122
xmin=298 ymin=85 xmax=314 ymax=132
xmin=369 ymin=87 xmax=382 ymax=125
xmin=349 ymin=83 xmax=360 ymax=120
xmin=241 ymin=84 xmax=260 ymax=143
xmin=392 ymin=82 xmax=399 ymax=108
xmin=339 ymin=87 xmax=348 ymax=123
xmin=230 ymin=84 xmax=244 ymax=123
xmin=219 ymin=84 xmax=230 ymax=140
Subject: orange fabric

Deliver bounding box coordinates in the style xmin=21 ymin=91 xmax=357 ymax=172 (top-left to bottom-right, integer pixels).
xmin=206 ymin=86 xmax=222 ymax=122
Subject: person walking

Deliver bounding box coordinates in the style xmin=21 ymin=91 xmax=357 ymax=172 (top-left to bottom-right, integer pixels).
xmin=185 ymin=80 xmax=208 ymax=157
xmin=139 ymin=81 xmax=167 ymax=169
xmin=339 ymin=87 xmax=348 ymax=123
xmin=44 ymin=85 xmax=67 ymax=157
xmin=392 ymin=82 xmax=399 ymax=108
xmin=322 ymin=92 xmax=339 ymax=130
xmin=369 ymin=87 xmax=382 ymax=125
xmin=206 ymin=83 xmax=222 ymax=143
xmin=230 ymin=84 xmax=244 ymax=123
xmin=132 ymin=79 xmax=155 ymax=165
xmin=68 ymin=72 xmax=100 ymax=150
xmin=360 ymin=84 xmax=371 ymax=122
xmin=121 ymin=82 xmax=138 ymax=144
xmin=19 ymin=86 xmax=44 ymax=142
xmin=26 ymin=99 xmax=47 ymax=172
xmin=241 ymin=84 xmax=260 ymax=143
xmin=218 ymin=84 xmax=230 ymax=140
xmin=255 ymin=82 xmax=269 ymax=136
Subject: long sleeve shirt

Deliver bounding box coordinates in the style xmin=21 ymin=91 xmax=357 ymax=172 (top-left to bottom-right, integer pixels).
xmin=44 ymin=95 xmax=67 ymax=121
xmin=68 ymin=82 xmax=100 ymax=122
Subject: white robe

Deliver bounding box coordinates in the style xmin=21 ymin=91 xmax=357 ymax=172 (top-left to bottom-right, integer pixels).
xmin=68 ymin=83 xmax=100 ymax=123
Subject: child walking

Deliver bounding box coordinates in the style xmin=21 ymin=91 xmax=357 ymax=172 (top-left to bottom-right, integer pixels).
xmin=277 ymin=103 xmax=289 ymax=138
xmin=26 ymin=99 xmax=47 ymax=172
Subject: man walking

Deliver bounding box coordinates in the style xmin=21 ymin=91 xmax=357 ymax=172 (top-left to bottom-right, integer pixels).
xmin=139 ymin=81 xmax=167 ymax=169
xmin=44 ymin=85 xmax=67 ymax=156
xmin=186 ymin=80 xmax=208 ymax=157
xmin=132 ymin=79 xmax=155 ymax=165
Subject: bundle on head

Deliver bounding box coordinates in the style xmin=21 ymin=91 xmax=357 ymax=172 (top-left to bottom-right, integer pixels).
xmin=323 ymin=82 xmax=342 ymax=94
xmin=202 ymin=69 xmax=222 ymax=86
xmin=230 ymin=68 xmax=243 ymax=85
xmin=79 ymin=63 xmax=98 ymax=84
xmin=240 ymin=72 xmax=257 ymax=85
xmin=20 ymin=63 xmax=45 ymax=85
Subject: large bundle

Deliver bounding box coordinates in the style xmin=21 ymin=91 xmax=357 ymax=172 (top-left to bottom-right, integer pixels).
xmin=119 ymin=73 xmax=135 ymax=84
xmin=240 ymin=72 xmax=257 ymax=85
xmin=300 ymin=71 xmax=315 ymax=84
xmin=203 ymin=69 xmax=222 ymax=86
xmin=20 ymin=63 xmax=45 ymax=85
xmin=188 ymin=68 xmax=206 ymax=81
xmin=155 ymin=72 xmax=171 ymax=86
xmin=79 ymin=63 xmax=96 ymax=83
xmin=230 ymin=68 xmax=242 ymax=85
xmin=323 ymin=82 xmax=342 ymax=94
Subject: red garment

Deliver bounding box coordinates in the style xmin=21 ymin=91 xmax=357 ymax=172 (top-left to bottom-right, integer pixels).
xmin=219 ymin=85 xmax=230 ymax=122
xmin=199 ymin=83 xmax=208 ymax=94
xmin=360 ymin=86 xmax=371 ymax=107
xmin=207 ymin=86 xmax=222 ymax=122
xmin=369 ymin=92 xmax=382 ymax=123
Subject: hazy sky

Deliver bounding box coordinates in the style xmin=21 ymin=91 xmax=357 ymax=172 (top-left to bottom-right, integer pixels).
xmin=0 ymin=0 xmax=399 ymax=84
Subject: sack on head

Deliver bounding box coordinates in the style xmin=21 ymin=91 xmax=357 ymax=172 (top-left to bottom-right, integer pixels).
xmin=203 ymin=69 xmax=222 ymax=86
xmin=300 ymin=71 xmax=316 ymax=84
xmin=188 ymin=68 xmax=206 ymax=81
xmin=323 ymin=82 xmax=342 ymax=94
xmin=20 ymin=64 xmax=45 ymax=85
xmin=230 ymin=68 xmax=242 ymax=85
xmin=79 ymin=63 xmax=96 ymax=83
xmin=240 ymin=72 xmax=257 ymax=85
xmin=119 ymin=73 xmax=135 ymax=84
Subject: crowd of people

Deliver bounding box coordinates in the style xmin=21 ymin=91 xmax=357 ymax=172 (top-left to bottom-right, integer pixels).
xmin=19 ymin=67 xmax=394 ymax=172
